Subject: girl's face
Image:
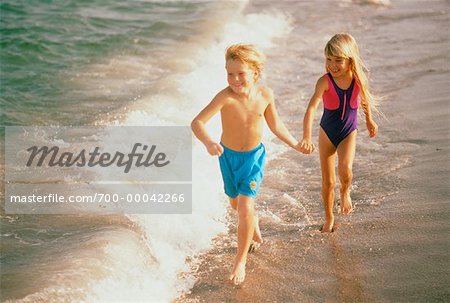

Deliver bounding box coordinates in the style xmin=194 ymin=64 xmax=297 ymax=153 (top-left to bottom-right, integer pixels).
xmin=326 ymin=55 xmax=352 ymax=78
xmin=226 ymin=59 xmax=257 ymax=95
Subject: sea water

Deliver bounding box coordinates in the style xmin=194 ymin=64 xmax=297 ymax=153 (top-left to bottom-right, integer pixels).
xmin=1 ymin=0 xmax=293 ymax=301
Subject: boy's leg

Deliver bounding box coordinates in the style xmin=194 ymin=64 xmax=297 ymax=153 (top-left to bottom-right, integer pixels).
xmin=229 ymin=197 xmax=238 ymax=210
xmin=319 ymin=127 xmax=337 ymax=232
xmin=228 ymin=197 xmax=262 ymax=243
xmin=229 ymin=194 xmax=255 ymax=285
xmin=337 ymin=130 xmax=357 ymax=215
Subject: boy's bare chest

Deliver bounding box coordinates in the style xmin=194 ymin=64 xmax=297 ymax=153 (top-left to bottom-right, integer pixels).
xmin=222 ymin=99 xmax=267 ymax=121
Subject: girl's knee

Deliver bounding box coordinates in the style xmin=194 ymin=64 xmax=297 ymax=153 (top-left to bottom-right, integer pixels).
xmin=338 ymin=165 xmax=353 ymax=184
xmin=322 ymin=179 xmax=336 ymax=191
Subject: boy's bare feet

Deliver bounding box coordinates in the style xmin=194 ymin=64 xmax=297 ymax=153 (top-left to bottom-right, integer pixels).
xmin=229 ymin=261 xmax=246 ymax=285
xmin=248 ymin=241 xmax=260 ymax=253
xmin=341 ymin=192 xmax=353 ymax=215
xmin=252 ymin=215 xmax=263 ymax=244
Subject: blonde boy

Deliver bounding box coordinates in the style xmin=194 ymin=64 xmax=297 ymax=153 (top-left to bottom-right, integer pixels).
xmin=191 ymin=44 xmax=300 ymax=285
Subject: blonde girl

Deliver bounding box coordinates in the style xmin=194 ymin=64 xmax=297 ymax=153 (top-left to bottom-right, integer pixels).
xmin=299 ymin=33 xmax=379 ymax=232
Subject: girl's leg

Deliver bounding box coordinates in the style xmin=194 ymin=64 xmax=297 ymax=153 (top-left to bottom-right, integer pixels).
xmin=229 ymin=197 xmax=262 ymax=243
xmin=337 ymin=130 xmax=357 ymax=215
xmin=229 ymin=194 xmax=255 ymax=285
xmin=319 ymin=127 xmax=337 ymax=232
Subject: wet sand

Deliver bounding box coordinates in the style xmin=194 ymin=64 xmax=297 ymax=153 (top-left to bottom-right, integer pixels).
xmin=178 ymin=153 xmax=449 ymax=302
xmin=178 ymin=161 xmax=449 ymax=302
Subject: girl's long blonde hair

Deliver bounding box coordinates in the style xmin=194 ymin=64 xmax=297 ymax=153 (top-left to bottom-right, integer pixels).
xmin=325 ymin=33 xmax=380 ymax=114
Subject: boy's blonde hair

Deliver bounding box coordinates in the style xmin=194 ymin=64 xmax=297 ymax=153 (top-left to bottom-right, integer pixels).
xmin=225 ymin=44 xmax=266 ymax=81
xmin=325 ymin=33 xmax=380 ymax=113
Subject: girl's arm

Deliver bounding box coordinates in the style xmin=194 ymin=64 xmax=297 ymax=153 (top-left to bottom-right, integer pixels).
xmin=299 ymin=76 xmax=327 ymax=154
xmin=361 ymin=98 xmax=378 ymax=138
xmin=264 ymin=88 xmax=299 ymax=149
xmin=191 ymin=91 xmax=226 ymax=156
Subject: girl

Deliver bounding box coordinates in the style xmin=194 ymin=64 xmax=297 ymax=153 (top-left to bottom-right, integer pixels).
xmin=299 ymin=33 xmax=379 ymax=233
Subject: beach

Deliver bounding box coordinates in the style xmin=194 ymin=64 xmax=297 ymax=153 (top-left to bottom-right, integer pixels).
xmin=1 ymin=0 xmax=449 ymax=302
xmin=178 ymin=0 xmax=450 ymax=302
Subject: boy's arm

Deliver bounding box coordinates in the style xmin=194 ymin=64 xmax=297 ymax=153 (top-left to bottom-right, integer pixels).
xmin=361 ymin=97 xmax=378 ymax=138
xmin=299 ymin=76 xmax=327 ymax=154
xmin=191 ymin=91 xmax=226 ymax=156
xmin=263 ymin=88 xmax=299 ymax=149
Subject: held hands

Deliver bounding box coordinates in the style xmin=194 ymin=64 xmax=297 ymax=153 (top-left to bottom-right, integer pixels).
xmin=297 ymin=138 xmax=316 ymax=154
xmin=366 ymin=119 xmax=378 ymax=138
xmin=206 ymin=142 xmax=224 ymax=156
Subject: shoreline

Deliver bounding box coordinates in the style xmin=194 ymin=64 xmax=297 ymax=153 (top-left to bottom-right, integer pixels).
xmin=176 ymin=1 xmax=450 ymax=300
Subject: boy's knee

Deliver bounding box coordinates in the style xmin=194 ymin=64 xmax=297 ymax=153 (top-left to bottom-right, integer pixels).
xmin=237 ymin=198 xmax=255 ymax=218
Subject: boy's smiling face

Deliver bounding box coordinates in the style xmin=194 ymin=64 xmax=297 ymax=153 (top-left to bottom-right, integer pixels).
xmin=226 ymin=59 xmax=257 ymax=95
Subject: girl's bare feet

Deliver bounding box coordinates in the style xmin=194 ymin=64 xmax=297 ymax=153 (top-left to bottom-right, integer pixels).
xmin=341 ymin=192 xmax=353 ymax=215
xmin=321 ymin=216 xmax=335 ymax=233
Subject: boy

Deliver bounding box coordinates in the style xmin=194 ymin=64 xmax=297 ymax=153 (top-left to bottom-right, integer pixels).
xmin=191 ymin=44 xmax=300 ymax=285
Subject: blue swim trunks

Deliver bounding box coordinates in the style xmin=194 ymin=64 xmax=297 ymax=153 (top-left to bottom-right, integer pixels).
xmin=218 ymin=142 xmax=266 ymax=199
